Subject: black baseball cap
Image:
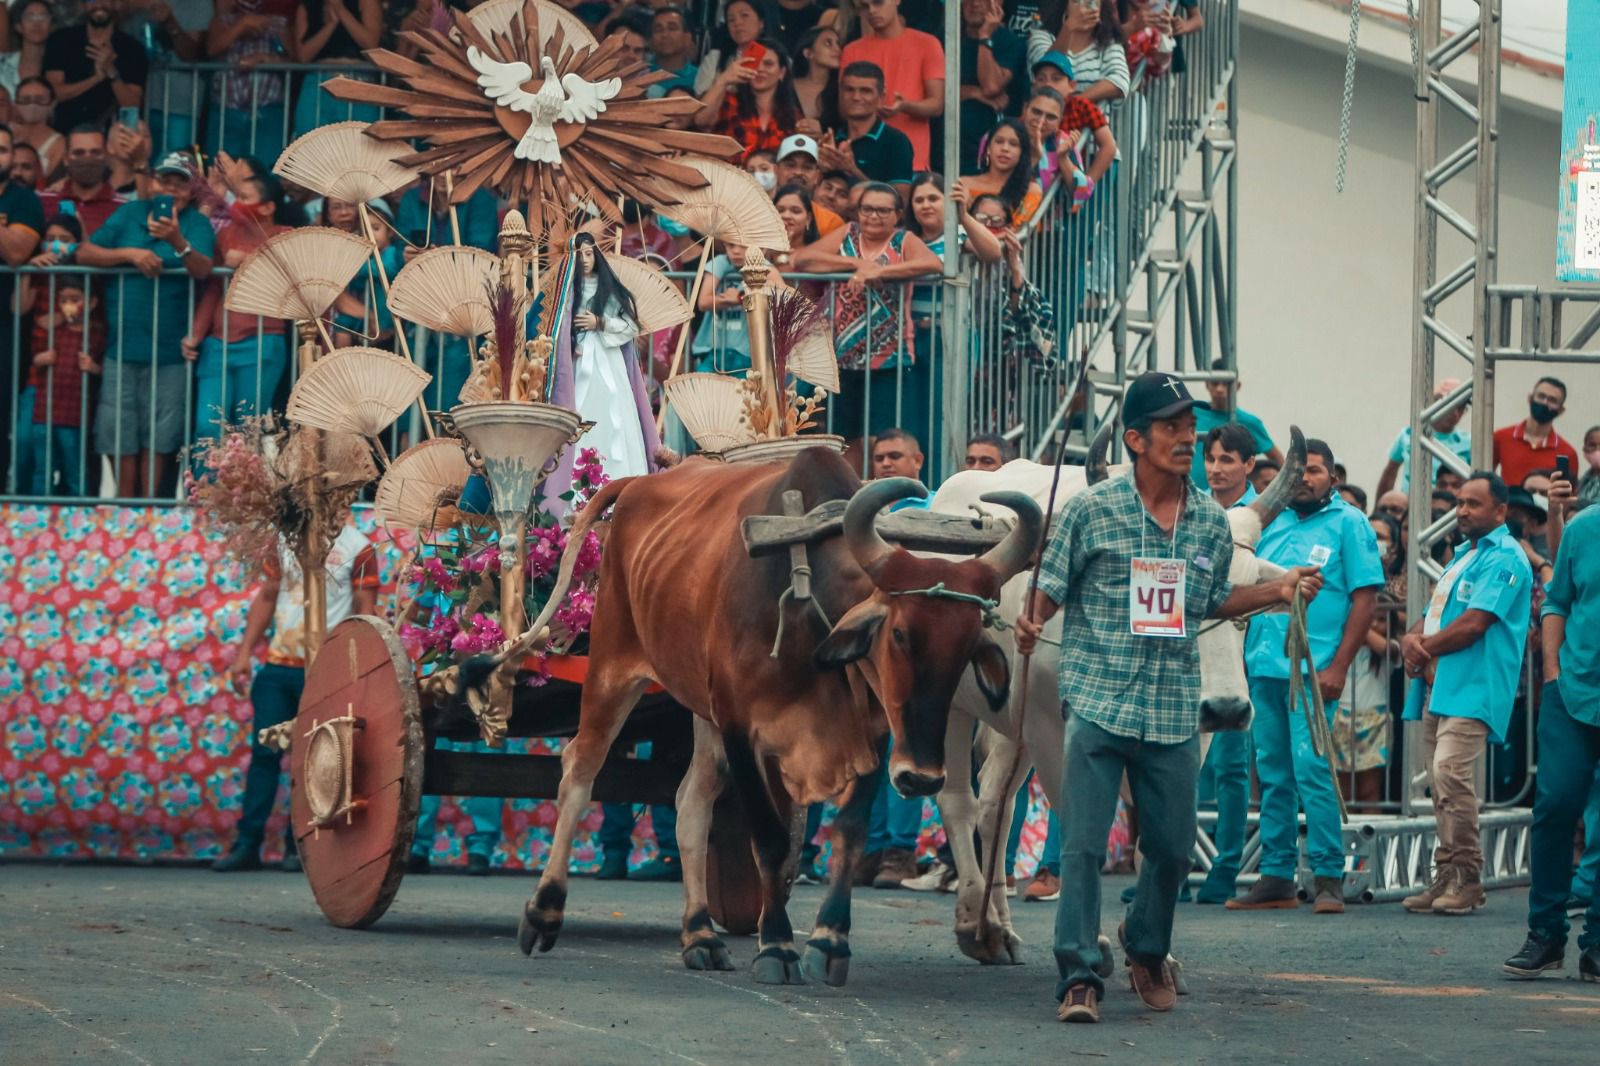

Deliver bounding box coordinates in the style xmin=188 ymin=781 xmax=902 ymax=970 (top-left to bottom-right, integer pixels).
xmin=1122 ymin=371 xmax=1203 ymax=426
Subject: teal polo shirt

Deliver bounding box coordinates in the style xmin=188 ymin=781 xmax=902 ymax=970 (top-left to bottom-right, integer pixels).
xmin=1208 ymin=482 xmax=1257 ymax=510
xmin=90 ymin=200 xmax=216 ymax=366
xmin=1402 ymin=523 xmax=1533 ymax=742
xmin=1245 ymin=494 xmax=1385 ymax=680
xmin=1192 ymin=403 xmax=1274 ymax=487
xmin=1542 ymin=506 xmax=1600 ymax=725
xmin=1386 ymin=424 xmax=1473 ymax=492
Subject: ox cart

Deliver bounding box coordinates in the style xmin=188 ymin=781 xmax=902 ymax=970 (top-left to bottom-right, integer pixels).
xmin=282 ymin=487 xmax=1016 ymax=932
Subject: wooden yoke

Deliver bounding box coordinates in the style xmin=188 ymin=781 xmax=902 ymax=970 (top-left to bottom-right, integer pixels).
xmin=743 ymin=500 xmax=1009 ymax=558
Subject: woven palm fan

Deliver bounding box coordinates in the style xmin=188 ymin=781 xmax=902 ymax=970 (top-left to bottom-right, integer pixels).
xmin=604 ymin=254 xmax=691 ymax=334
xmin=468 ymin=0 xmax=595 ymax=50
xmin=374 ymin=438 xmax=472 ymax=532
xmin=657 ymin=158 xmax=789 ymax=251
xmin=662 ymin=373 xmax=759 ymax=453
xmin=286 ymin=347 xmax=433 ymax=438
xmin=387 ymin=246 xmax=501 ymax=337
xmin=273 ymin=121 xmax=418 ymax=202
xmin=786 ymin=329 xmax=841 ymax=394
xmin=225 ymin=228 xmax=374 ymax=320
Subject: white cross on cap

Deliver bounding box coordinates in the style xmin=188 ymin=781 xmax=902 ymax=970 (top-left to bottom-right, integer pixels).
xmin=1160 ymin=376 xmax=1186 ymax=400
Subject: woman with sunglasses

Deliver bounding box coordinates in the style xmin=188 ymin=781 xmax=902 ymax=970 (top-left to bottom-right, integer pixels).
xmin=793 ymin=180 xmax=940 ymax=446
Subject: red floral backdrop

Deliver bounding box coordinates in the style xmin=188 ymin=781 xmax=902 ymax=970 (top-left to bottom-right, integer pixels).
xmin=0 ymin=504 xmax=1066 ymax=874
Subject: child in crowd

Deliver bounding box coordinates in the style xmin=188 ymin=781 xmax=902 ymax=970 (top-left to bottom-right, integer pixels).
xmin=691 ymin=240 xmax=752 ymax=373
xmin=1030 ymin=51 xmax=1117 ymax=197
xmin=28 ymin=276 xmax=105 ymax=496
xmin=743 ymin=147 xmax=779 ymax=192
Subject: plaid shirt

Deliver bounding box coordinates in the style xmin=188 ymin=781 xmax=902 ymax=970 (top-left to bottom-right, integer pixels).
xmin=713 ymin=94 xmax=789 ymax=160
xmin=1060 ymin=95 xmax=1108 ymax=137
xmin=1037 ymin=473 xmax=1235 ymax=744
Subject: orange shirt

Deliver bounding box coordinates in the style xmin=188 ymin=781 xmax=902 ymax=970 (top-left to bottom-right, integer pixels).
xmin=839 ymin=29 xmax=944 ymax=171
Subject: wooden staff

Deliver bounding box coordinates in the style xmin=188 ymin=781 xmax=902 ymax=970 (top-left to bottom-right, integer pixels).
xmin=296 ymin=319 xmax=330 ymax=668
xmin=356 ymin=201 xmax=434 ymax=439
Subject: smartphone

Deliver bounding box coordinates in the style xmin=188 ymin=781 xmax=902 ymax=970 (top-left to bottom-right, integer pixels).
xmin=118 ymin=106 xmax=141 ymax=131
xmin=740 ymin=42 xmax=767 ymax=70
xmin=1555 ymin=454 xmax=1572 ymax=482
xmin=149 ymin=195 xmax=175 ymax=221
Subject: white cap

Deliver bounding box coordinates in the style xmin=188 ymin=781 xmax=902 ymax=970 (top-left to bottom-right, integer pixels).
xmin=777 ymin=134 xmax=819 ymax=161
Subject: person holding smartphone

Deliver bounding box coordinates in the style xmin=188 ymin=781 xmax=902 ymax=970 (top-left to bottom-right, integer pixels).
xmin=76 ymin=150 xmax=214 ymax=498
xmin=692 ymin=36 xmax=802 ymax=160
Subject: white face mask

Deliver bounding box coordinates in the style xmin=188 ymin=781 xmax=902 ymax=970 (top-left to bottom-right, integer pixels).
xmin=752 ymin=169 xmax=776 ymax=192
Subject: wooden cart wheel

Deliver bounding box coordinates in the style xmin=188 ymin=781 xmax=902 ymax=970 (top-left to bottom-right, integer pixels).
xmin=290 ymin=615 xmax=424 ymax=929
xmin=705 ymin=786 xmax=762 ymax=936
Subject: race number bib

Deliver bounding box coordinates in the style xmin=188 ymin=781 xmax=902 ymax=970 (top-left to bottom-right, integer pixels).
xmin=1130 ymin=557 xmax=1187 ymax=638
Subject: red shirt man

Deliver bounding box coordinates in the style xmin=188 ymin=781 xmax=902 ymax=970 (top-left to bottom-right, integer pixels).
xmin=1493 ymin=376 xmax=1580 ymax=489
xmin=37 ymin=128 xmax=127 ymax=235
xmin=838 ymin=0 xmax=945 ymax=170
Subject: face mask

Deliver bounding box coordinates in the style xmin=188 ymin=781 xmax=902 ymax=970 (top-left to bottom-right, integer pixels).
xmin=1528 ymin=400 xmax=1558 ymax=424
xmin=1289 ymin=488 xmax=1333 ymax=517
xmin=228 ymin=199 xmax=270 ymax=225
xmin=47 ymin=239 xmax=77 ymax=258
xmin=87 ymin=10 xmax=115 ymax=28
xmin=752 ymin=169 xmax=776 ymax=192
xmin=66 ymin=160 xmax=106 ymax=187
xmin=14 ymin=103 xmax=49 ymax=125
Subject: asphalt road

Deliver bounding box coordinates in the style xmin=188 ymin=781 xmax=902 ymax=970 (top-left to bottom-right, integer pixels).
xmin=2 ymin=863 xmax=1596 ymax=1065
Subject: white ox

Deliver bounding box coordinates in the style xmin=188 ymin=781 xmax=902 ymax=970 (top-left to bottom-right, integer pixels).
xmin=925 ymin=427 xmax=1305 ymax=963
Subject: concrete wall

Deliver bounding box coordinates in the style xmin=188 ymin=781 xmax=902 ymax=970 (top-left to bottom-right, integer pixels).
xmin=1233 ymin=25 xmax=1596 ymax=493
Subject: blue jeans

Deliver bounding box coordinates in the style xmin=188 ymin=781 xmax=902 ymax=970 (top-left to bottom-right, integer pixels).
xmin=598 ymin=803 xmax=680 ymax=860
xmin=868 ymin=739 xmax=925 ymax=853
xmin=293 ymin=68 xmax=380 ymax=139
xmin=413 ymin=739 xmax=503 ymax=860
xmin=1250 ymin=677 xmax=1345 ymax=880
xmin=235 ymin=663 xmax=304 ymax=848
xmin=1198 ymin=730 xmax=1252 ymax=896
xmin=1528 ymin=681 xmax=1600 ymax=950
xmin=1575 ymin=769 xmax=1600 ymax=902
xmin=1005 ymin=773 xmax=1060 ymax=875
xmin=216 ymin=101 xmax=287 ymax=167
xmin=195 ymin=334 xmax=288 ymax=445
xmin=1053 ymin=714 xmax=1199 ymax=999
xmin=29 ymin=424 xmax=85 ymax=496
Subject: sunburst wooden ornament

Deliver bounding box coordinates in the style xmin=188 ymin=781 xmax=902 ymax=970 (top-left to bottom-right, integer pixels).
xmin=324 ymin=0 xmax=744 ymax=235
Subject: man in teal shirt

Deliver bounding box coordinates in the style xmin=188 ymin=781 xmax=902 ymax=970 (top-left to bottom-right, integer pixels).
xmin=79 ymin=151 xmax=215 ymax=498
xmin=1396 ymin=473 xmax=1531 ymax=915
xmin=1505 ymin=502 xmax=1600 ymax=980
xmin=1190 ymin=359 xmax=1281 ymax=488
xmin=1229 ymin=439 xmax=1382 ymax=914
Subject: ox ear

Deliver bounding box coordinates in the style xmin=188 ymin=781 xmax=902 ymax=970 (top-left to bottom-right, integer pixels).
xmin=970 ymin=632 xmax=1012 ymax=712
xmin=814 ymin=599 xmax=889 ymax=669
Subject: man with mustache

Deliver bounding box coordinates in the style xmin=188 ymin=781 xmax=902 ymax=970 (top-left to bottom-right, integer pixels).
xmin=44 ymin=0 xmax=149 ymax=133
xmin=1229 ymin=438 xmax=1384 ymax=914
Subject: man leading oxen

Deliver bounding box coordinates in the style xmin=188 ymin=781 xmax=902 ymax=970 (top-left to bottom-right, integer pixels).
xmin=926 ymin=394 xmax=1309 ymax=971
xmin=513 ymin=446 xmax=1043 ymax=986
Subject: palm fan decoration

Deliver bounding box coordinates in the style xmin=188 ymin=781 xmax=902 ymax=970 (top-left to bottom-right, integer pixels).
xmin=388 ymin=245 xmax=502 ymax=337
xmin=324 ymin=0 xmax=742 ymax=233
xmin=286 ymin=347 xmax=434 ymax=438
xmin=656 ymin=158 xmax=790 ymax=251
xmin=662 ymin=373 xmax=759 ymax=454
xmin=225 ymin=227 xmax=374 ymax=321
xmin=770 ymin=289 xmax=841 ymax=393
xmin=273 ymin=121 xmax=418 ymax=202
xmin=374 ymin=437 xmax=473 ymax=532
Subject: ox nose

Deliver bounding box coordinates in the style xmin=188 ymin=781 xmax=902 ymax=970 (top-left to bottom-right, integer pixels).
xmin=892 ymin=770 xmax=945 ymax=798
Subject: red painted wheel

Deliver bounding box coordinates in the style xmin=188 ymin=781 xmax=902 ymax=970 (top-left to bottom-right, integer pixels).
xmin=706 ymin=787 xmax=762 ymax=936
xmin=291 ymin=615 xmax=424 ymax=929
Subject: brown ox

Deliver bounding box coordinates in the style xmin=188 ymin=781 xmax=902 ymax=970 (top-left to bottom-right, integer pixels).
xmin=516 ymin=447 xmax=1043 ymax=986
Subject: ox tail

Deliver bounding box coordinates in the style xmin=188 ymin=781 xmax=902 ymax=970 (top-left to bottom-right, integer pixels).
xmin=491 ymin=476 xmax=639 ymax=667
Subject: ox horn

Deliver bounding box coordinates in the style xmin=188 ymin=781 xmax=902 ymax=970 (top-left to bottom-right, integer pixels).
xmin=843 ymin=476 xmax=926 ymax=575
xmin=977 ymin=491 xmax=1045 ymax=582
xmin=1084 ymin=419 xmax=1115 ymax=485
xmin=1250 ymin=424 xmax=1306 ymax=527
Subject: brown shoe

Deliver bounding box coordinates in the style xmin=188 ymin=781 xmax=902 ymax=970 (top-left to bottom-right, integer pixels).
xmin=1432 ymin=866 xmax=1486 ymax=915
xmin=1127 ymin=956 xmax=1177 ymax=1012
xmin=1224 ymin=874 xmax=1299 ymax=910
xmin=1402 ymin=867 xmax=1451 ymax=913
xmin=1024 ymin=869 xmax=1061 ymax=902
xmin=1057 ymin=983 xmax=1100 ymax=1023
xmin=1312 ymin=876 xmax=1345 ymax=914
xmin=872 ymin=847 xmax=918 ymax=889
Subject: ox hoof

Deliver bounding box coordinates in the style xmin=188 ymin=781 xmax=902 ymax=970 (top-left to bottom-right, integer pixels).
xmin=683 ymin=939 xmax=735 ymax=972
xmin=802 ymin=942 xmax=852 ymax=987
xmin=955 ymin=925 xmax=1024 ymax=966
xmin=751 ymin=947 xmax=806 ymax=985
xmin=518 ymin=909 xmax=563 ymax=956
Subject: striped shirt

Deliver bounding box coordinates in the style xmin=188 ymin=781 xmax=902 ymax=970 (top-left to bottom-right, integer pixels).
xmin=1036 ymin=472 xmax=1234 ymax=744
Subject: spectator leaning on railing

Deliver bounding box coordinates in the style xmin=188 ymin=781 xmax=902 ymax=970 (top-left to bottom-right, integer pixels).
xmin=0 ymin=120 xmax=46 ymax=491
xmin=76 ymin=150 xmax=214 ymax=499
xmin=45 ymin=0 xmax=147 ymax=134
